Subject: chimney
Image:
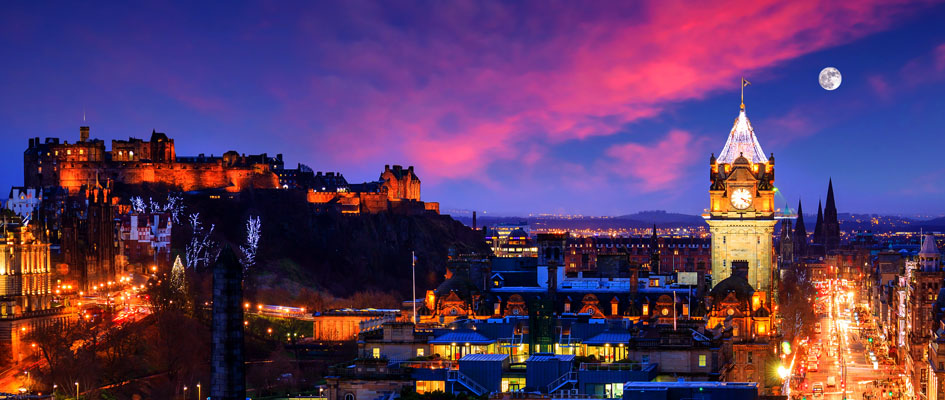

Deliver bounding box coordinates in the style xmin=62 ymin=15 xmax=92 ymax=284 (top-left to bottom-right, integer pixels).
xmin=29 ymin=138 xmax=35 ymax=148
xmin=472 ymin=211 xmax=477 ymax=230
xmin=80 ymin=126 xmax=90 ymax=142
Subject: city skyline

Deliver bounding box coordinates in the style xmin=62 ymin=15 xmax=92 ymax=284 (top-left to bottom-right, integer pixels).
xmin=2 ymin=2 xmax=945 ymax=216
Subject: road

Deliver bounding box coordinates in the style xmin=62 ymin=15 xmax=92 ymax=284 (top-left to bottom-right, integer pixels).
xmin=0 ymin=283 xmax=151 ymax=395
xmin=794 ymin=279 xmax=908 ymax=400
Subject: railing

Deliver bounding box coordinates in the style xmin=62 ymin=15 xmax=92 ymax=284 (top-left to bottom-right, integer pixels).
xmin=549 ymin=393 xmax=609 ymax=399
xmin=394 ymin=360 xmax=457 ymax=370
xmin=359 ymin=314 xmax=398 ymax=333
xmin=547 ymin=371 xmax=578 ymax=394
xmin=447 ymin=369 xmax=488 ymax=396
xmin=580 ymin=362 xmax=646 ymax=371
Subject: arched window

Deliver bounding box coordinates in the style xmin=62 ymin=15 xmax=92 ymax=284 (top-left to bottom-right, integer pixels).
xmin=345 ymin=393 xmax=356 ymax=400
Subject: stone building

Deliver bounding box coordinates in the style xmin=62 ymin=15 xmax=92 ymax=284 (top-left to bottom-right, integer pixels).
xmin=704 ymin=101 xmax=777 ymax=303
xmin=912 ymin=234 xmax=944 ymax=399
xmin=0 ymin=214 xmax=69 ymax=363
xmin=306 ymin=165 xmax=439 ymax=215
xmin=210 ymin=247 xmax=245 ymax=400
xmin=25 ymin=127 xmax=280 ymax=193
xmin=117 ymin=210 xmax=172 ymax=272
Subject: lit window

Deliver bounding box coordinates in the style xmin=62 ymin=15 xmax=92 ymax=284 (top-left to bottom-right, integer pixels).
xmin=372 ymin=348 xmax=380 ymax=359
xmin=129 ymin=151 xmax=134 ymax=157
xmin=699 ymin=354 xmax=707 ymax=367
xmin=564 ymin=303 xmax=571 ymax=313
xmin=642 ymin=304 xmax=649 ymax=315
xmin=417 ymin=348 xmax=424 ymax=357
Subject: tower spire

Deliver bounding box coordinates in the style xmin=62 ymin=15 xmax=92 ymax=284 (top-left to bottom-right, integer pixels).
xmin=795 ymin=199 xmax=808 ymax=257
xmin=741 ymin=78 xmax=751 ymax=110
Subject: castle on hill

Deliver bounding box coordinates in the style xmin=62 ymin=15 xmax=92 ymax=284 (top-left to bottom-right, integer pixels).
xmin=23 ymin=126 xmax=438 ymax=215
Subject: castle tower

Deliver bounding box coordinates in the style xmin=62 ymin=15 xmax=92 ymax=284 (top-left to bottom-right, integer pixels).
xmin=705 ymin=99 xmax=777 ymax=298
xmin=80 ymin=126 xmax=89 ymax=142
xmin=823 ymin=179 xmax=840 ymax=251
xmin=794 ymin=200 xmax=808 ymax=258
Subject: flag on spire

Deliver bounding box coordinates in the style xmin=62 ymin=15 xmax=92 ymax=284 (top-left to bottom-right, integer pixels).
xmin=741 ymin=77 xmax=751 ymax=108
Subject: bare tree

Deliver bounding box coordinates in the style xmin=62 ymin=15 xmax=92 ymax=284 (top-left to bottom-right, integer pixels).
xmin=240 ymin=215 xmax=261 ymax=272
xmin=185 ymin=213 xmax=216 ymax=270
xmin=131 ymin=196 xmax=146 ymax=214
xmin=164 ymin=193 xmax=184 ymax=223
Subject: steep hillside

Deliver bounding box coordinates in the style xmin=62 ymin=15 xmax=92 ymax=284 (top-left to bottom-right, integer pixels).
xmin=173 ymin=190 xmax=488 ymax=300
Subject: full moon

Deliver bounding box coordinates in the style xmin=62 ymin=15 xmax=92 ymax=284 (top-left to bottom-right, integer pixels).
xmin=819 ymin=67 xmax=842 ymax=90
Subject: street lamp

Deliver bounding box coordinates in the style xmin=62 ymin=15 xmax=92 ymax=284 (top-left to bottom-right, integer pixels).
xmin=197 ymin=383 xmax=201 ymax=400
xmin=75 ymin=381 xmax=80 ymax=399
xmin=183 ymin=385 xmax=188 ymax=399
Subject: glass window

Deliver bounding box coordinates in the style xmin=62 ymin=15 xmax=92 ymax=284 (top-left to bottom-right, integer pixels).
xmin=372 ymin=348 xmax=380 ymax=359
xmin=417 ymin=348 xmax=424 ymax=357
xmin=699 ymin=354 xmax=707 ymax=367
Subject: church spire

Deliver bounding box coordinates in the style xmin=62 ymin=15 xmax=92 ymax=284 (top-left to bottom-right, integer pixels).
xmin=813 ymin=200 xmax=825 ymax=248
xmin=794 ymin=199 xmax=808 ymax=258
xmin=823 ymin=179 xmax=840 ymax=251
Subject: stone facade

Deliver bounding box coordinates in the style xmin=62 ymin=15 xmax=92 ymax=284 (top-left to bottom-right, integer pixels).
xmin=0 ymin=215 xmax=69 ymax=364
xmin=25 ymin=127 xmax=279 ymax=193
xmin=705 ymin=106 xmax=777 ymax=298
xmin=306 ymin=165 xmax=438 ymax=215
xmin=210 ymin=247 xmax=245 ymax=400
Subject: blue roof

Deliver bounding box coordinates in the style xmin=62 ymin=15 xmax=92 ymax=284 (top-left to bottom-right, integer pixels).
xmin=583 ymin=331 xmax=633 ymax=345
xmin=526 ymin=354 xmax=575 ymax=362
xmin=460 ymin=354 xmax=509 ymax=362
xmin=429 ymin=331 xmax=495 ymax=345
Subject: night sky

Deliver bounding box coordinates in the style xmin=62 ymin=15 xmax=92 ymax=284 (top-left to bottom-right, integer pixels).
xmin=2 ymin=1 xmax=944 ymax=216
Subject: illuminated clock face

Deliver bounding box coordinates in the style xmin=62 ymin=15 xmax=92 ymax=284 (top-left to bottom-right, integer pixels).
xmin=730 ymin=188 xmax=753 ymax=210
xmin=661 ymin=308 xmax=669 ymax=316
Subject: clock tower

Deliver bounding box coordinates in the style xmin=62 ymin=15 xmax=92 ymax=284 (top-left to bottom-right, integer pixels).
xmin=705 ymin=100 xmax=777 ymax=299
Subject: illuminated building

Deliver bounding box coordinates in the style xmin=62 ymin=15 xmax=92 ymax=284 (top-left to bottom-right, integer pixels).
xmin=704 ymin=100 xmax=777 ymax=301
xmin=0 ymin=214 xmax=68 ymax=363
xmin=24 ymin=126 xmax=280 ymax=193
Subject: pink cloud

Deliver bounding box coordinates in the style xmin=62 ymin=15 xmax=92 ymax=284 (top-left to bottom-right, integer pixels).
xmin=604 ymin=130 xmax=706 ymax=191
xmin=868 ymin=75 xmax=893 ymax=101
xmin=268 ymin=0 xmax=933 ymax=186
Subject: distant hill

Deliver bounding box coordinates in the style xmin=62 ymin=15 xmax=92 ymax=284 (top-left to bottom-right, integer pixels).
xmin=452 ymin=210 xmax=707 ymax=232
xmin=615 ymin=211 xmax=706 ymax=226
xmin=451 ymin=210 xmax=941 ymax=233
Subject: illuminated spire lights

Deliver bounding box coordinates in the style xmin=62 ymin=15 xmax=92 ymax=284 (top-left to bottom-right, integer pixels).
xmin=717 ymin=108 xmax=767 ymax=164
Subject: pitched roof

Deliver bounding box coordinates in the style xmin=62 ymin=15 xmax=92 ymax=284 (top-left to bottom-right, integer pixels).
xmin=429 ymin=330 xmax=495 ymax=345
xmin=583 ymin=331 xmax=633 ymax=345
xmin=717 ymin=108 xmax=767 ymax=164
xmin=921 ymin=234 xmax=939 ymax=256
xmin=460 ymin=354 xmax=509 ymax=362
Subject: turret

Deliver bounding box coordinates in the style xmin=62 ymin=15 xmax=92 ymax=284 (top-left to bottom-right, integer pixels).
xmin=80 ymin=126 xmax=90 ymax=142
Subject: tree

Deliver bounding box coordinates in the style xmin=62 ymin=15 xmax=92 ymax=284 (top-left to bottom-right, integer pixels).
xmin=185 ymin=213 xmax=217 ymax=270
xmin=170 ymin=255 xmax=186 ymax=294
xmin=779 ymin=266 xmax=816 ymax=342
xmin=164 ymin=193 xmax=184 ymax=223
xmin=240 ymin=215 xmax=261 ymax=273
xmin=131 ymin=197 xmax=146 ymax=214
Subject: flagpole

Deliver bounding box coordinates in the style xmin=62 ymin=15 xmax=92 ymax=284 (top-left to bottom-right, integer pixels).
xmin=412 ymin=251 xmax=417 ymax=324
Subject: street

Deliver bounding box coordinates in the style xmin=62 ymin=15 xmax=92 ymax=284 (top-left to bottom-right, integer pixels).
xmin=794 ymin=279 xmax=909 ymax=400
